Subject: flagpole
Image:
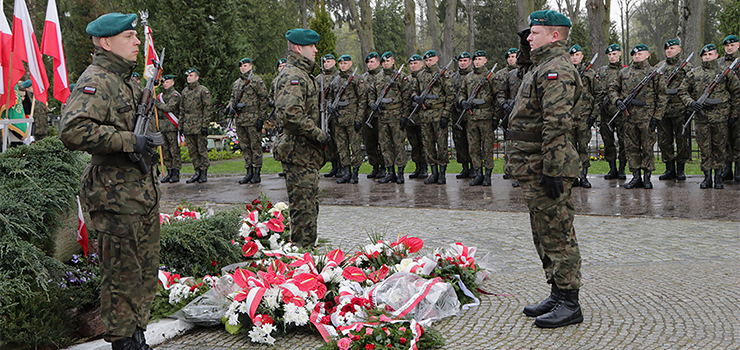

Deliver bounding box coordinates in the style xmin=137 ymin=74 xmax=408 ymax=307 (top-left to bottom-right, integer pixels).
xmin=155 ymin=107 xmax=164 ymax=175
xmin=4 ymin=54 xmax=13 ymax=111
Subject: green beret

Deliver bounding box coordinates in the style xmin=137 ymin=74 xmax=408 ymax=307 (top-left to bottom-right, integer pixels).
xmin=630 ymin=44 xmax=649 ymax=56
xmin=338 ymin=54 xmax=352 ymax=62
xmin=423 ymin=50 xmax=437 ymax=59
xmin=323 ymin=54 xmax=335 ymax=61
xmin=505 ymin=48 xmax=519 ymax=57
xmin=239 ymin=57 xmax=251 ymax=65
xmin=381 ymin=51 xmax=393 ymax=62
xmin=700 ymin=44 xmax=717 ymax=56
xmin=664 ymin=39 xmax=680 ymax=50
xmin=86 ymin=13 xmax=137 ymax=38
xmin=20 ymin=80 xmax=32 ymax=89
xmin=276 ymin=58 xmax=287 ymax=69
xmin=605 ymin=44 xmax=621 ymax=54
xmin=185 ymin=68 xmax=199 ymax=76
xmin=569 ymin=45 xmax=582 ymax=54
xmin=69 ymin=83 xmax=75 ymax=91
xmin=408 ymin=54 xmax=422 ymax=62
xmin=365 ymin=52 xmax=379 ymax=63
xmin=723 ymin=35 xmax=739 ymax=46
xmin=162 ymin=74 xmax=174 ymax=81
xmin=457 ymin=52 xmax=471 ymax=60
xmin=473 ymin=50 xmax=487 ymax=58
xmin=131 ymin=72 xmax=140 ymax=78
xmin=528 ymin=10 xmax=571 ymax=28
xmin=285 ymin=28 xmax=320 ymax=46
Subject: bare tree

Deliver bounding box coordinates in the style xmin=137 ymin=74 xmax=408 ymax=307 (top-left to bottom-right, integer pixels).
xmin=616 ymin=0 xmax=639 ymax=64
xmin=404 ymin=0 xmax=417 ymax=57
xmin=299 ymin=0 xmax=310 ymax=28
xmin=332 ymin=0 xmax=376 ymax=61
xmin=467 ymin=0 xmax=475 ymax=52
xmin=516 ymin=0 xmax=537 ymax=31
xmin=427 ymin=0 xmax=441 ymax=50
xmin=442 ymin=0 xmax=457 ymax=63
xmin=587 ymin=0 xmax=610 ymax=67
xmin=555 ymin=0 xmax=582 ymax=25
xmin=679 ymin=0 xmax=706 ymax=65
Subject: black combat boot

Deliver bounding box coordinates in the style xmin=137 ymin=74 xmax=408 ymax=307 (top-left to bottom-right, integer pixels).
xmin=337 ymin=166 xmax=351 ymax=184
xmin=617 ymin=161 xmax=627 ymax=180
xmin=534 ymin=289 xmax=583 ymax=328
xmin=722 ymin=161 xmax=733 ymax=181
xmin=437 ymin=165 xmax=447 ymax=184
xmin=239 ymin=166 xmax=253 ymax=184
xmin=456 ymin=162 xmax=471 ymax=179
xmin=249 ymin=167 xmax=261 ymax=184
xmin=186 ymin=169 xmax=201 ymax=184
xmin=676 ymin=162 xmax=686 ymax=181
xmin=523 ymin=284 xmax=561 ymax=317
xmin=714 ymin=169 xmax=724 ymax=189
xmin=376 ymin=166 xmax=386 ymax=179
xmin=160 ymin=170 xmax=172 ymax=183
xmin=469 ymin=168 xmax=483 ymax=186
xmin=367 ymin=165 xmax=381 ymax=179
xmin=699 ymin=170 xmax=712 ymax=189
xmin=324 ymin=161 xmax=339 ymax=177
xmin=396 ymin=166 xmax=405 ymax=184
xmin=603 ymin=160 xmax=618 ymax=179
xmin=735 ymin=162 xmax=740 ymax=182
xmin=482 ymin=168 xmax=493 ymax=186
xmin=279 ymin=172 xmax=285 ymax=177
xmin=133 ymin=327 xmax=154 ymax=350
xmin=468 ymin=162 xmax=476 ymax=178
xmin=424 ymin=165 xmax=439 ymax=184
xmin=643 ymin=170 xmax=653 ymax=189
xmin=378 ymin=166 xmax=397 ymax=184
xmin=336 ymin=163 xmax=345 ymax=178
xmin=169 ymin=169 xmax=180 ymax=183
xmin=580 ymin=168 xmax=592 ymax=188
xmin=197 ymin=168 xmax=208 ymax=183
xmin=417 ymin=163 xmax=429 ymax=178
xmin=624 ymin=169 xmax=643 ymax=189
xmin=659 ymin=161 xmax=676 ymax=180
xmin=409 ymin=163 xmax=422 ymax=178
xmin=503 ymin=173 xmax=510 ymax=179
xmin=350 ymin=167 xmax=360 ymax=184
xmin=111 ymin=337 xmax=138 ymax=350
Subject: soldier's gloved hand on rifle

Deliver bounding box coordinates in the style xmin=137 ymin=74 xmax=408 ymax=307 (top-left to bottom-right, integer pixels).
xmin=503 ymin=101 xmax=514 ymax=115
xmin=539 ymin=174 xmax=564 ymax=200
xmin=649 ymin=117 xmax=659 ymax=132
xmin=201 ymin=127 xmax=208 ymax=136
xmin=269 ymin=100 xmax=275 ymax=108
xmin=370 ymin=102 xmax=380 ymax=111
xmin=255 ymin=120 xmax=263 ymax=131
xmin=691 ymin=101 xmax=704 ymax=111
xmin=228 ymin=106 xmax=237 ymax=116
xmin=400 ymin=117 xmax=408 ymax=129
xmin=322 ymin=130 xmax=332 ymax=148
xmin=615 ymin=99 xmax=627 ymax=111
xmin=354 ymin=121 xmax=362 ymax=132
xmin=412 ymin=95 xmax=422 ymax=104
xmin=492 ymin=118 xmax=500 ymax=130
xmin=327 ymin=105 xmax=337 ymax=115
xmin=461 ymin=100 xmax=473 ymax=110
xmin=587 ymin=115 xmax=596 ymax=128
xmin=134 ymin=134 xmax=156 ymax=155
xmin=730 ymin=116 xmax=738 ymax=126
xmin=440 ymin=117 xmax=449 ymax=129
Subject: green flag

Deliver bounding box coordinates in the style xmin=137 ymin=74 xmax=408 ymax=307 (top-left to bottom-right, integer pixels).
xmin=1 ymin=85 xmax=29 ymax=139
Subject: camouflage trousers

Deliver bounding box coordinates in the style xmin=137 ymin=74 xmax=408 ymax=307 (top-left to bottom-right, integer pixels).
xmin=236 ymin=125 xmax=263 ymax=167
xmin=161 ymin=131 xmax=181 ymax=171
xmin=452 ymin=117 xmax=471 ymax=164
xmin=697 ymin=122 xmax=728 ymax=171
xmin=467 ymin=119 xmax=495 ymax=169
xmin=34 ymin=114 xmax=48 ymax=140
xmin=91 ymin=209 xmax=160 ymax=342
xmin=378 ymin=118 xmax=408 ymax=168
xmin=657 ymin=111 xmax=690 ymax=164
xmin=405 ymin=124 xmax=425 ymax=164
xmin=325 ymin=117 xmax=339 ymax=165
xmin=282 ymin=162 xmax=319 ymax=249
xmin=599 ymin=115 xmax=626 ymax=164
xmin=362 ymin=116 xmax=383 ymax=167
xmin=519 ymin=178 xmax=582 ymax=290
xmin=726 ymin=118 xmax=740 ymax=163
xmin=623 ymin=121 xmax=656 ymax=172
xmin=420 ymin=120 xmax=449 ymax=166
xmin=184 ymin=134 xmax=210 ymax=170
xmin=572 ymin=118 xmax=591 ymax=169
xmin=335 ymin=124 xmax=363 ymax=168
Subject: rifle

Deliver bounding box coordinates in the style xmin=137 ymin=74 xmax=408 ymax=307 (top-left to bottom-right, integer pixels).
xmin=128 ymin=47 xmax=166 ymax=174
xmin=580 ymin=53 xmax=598 ymax=77
xmin=320 ymin=59 xmax=327 ymax=135
xmin=365 ymin=64 xmax=405 ymax=128
xmin=407 ymin=59 xmax=454 ymax=125
xmin=606 ymin=62 xmax=666 ymax=132
xmin=224 ymin=70 xmax=253 ymax=117
xmin=328 ymin=67 xmax=358 ymax=116
xmin=665 ymin=52 xmax=694 ymax=86
xmin=455 ymin=63 xmax=497 ymax=130
xmin=682 ymin=57 xmax=740 ymax=134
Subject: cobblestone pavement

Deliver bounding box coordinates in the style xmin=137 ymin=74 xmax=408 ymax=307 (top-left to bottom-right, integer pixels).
xmin=155 ymin=203 xmax=740 ymax=350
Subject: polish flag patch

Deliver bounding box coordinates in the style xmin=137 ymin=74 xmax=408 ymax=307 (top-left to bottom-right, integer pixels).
xmin=291 ymin=80 xmax=300 ymax=85
xmin=83 ymin=86 xmax=96 ymax=94
xmin=547 ymin=72 xmax=558 ymax=80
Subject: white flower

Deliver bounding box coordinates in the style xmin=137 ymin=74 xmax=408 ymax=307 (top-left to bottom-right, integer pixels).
xmin=227 ymin=313 xmax=239 ymax=326
xmin=168 ymin=284 xmax=191 ymax=305
xmin=238 ymin=222 xmax=251 ymax=238
xmin=274 ymin=202 xmax=288 ymax=212
xmin=238 ymin=301 xmax=249 ymax=314
xmin=248 ymin=324 xmax=276 ymax=345
xmin=283 ymin=303 xmax=309 ymax=326
xmin=268 ymin=234 xmax=283 ymax=250
xmin=263 ymin=287 xmax=281 ymax=310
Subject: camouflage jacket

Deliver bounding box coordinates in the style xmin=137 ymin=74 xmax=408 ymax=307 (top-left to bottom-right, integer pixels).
xmin=459 ymin=65 xmax=499 ymax=121
xmin=368 ymin=66 xmax=411 ymax=122
xmin=180 ymin=80 xmax=212 ymax=134
xmin=413 ymin=62 xmax=455 ymax=122
xmin=496 ymin=66 xmax=522 ymax=108
xmin=717 ymin=50 xmax=739 ymax=76
xmin=608 ymin=59 xmax=667 ymax=123
xmin=658 ymin=54 xmax=693 ymax=111
xmin=327 ymin=68 xmax=367 ymax=126
xmin=592 ymin=61 xmax=623 ymax=118
xmin=154 ymin=86 xmax=181 ymax=132
xmin=228 ymin=71 xmax=269 ymax=125
xmin=60 ymin=47 xmax=159 ymax=215
xmin=272 ymin=51 xmax=326 ymax=169
xmin=573 ymin=62 xmax=594 ymax=121
xmin=678 ymin=59 xmax=740 ymax=123
xmin=451 ymin=66 xmax=472 ymax=113
xmin=504 ymin=40 xmax=581 ymax=180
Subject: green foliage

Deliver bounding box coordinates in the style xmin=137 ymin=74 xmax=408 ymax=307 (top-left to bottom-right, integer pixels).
xmin=474 ymin=0 xmax=519 ymax=68
xmin=372 ymin=0 xmax=406 ymax=57
xmin=179 ymin=145 xmax=243 ymax=163
xmin=718 ymin=0 xmax=740 ymax=41
xmin=311 ymin=1 xmax=338 ymax=61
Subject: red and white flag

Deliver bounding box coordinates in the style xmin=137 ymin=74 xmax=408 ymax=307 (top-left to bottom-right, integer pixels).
xmin=12 ymin=0 xmax=50 ymax=103
xmin=40 ymin=0 xmax=69 ymax=103
xmin=76 ymin=196 xmax=89 ymax=257
xmin=142 ymin=24 xmax=158 ymax=80
xmin=1 ymin=0 xmax=24 ymax=111
xmin=158 ymin=92 xmax=184 ymax=143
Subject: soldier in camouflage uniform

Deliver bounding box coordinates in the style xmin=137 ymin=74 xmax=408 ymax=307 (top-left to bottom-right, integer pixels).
xmin=154 ymin=74 xmax=182 ymax=183
xmin=505 ymin=10 xmax=583 ymax=329
xmin=451 ymin=52 xmax=473 ymax=179
xmin=406 ymin=54 xmax=428 ymax=179
xmin=369 ymin=51 xmax=410 ymax=184
xmin=272 ymin=28 xmax=327 ymax=249
xmin=656 ymin=39 xmax=692 ymax=181
xmin=413 ymin=50 xmax=454 ymax=184
xmin=327 ymin=55 xmax=365 ymax=184
xmin=569 ymin=45 xmax=594 ymax=188
xmin=270 ymin=58 xmax=287 ymax=177
xmin=497 ymin=48 xmax=522 ymax=187
xmin=180 ymin=68 xmax=212 ymax=183
xmin=609 ymin=44 xmax=667 ymax=189
xmin=60 ymin=13 xmax=160 ymax=349
xmin=718 ymin=35 xmax=740 ymax=182
xmin=679 ymin=44 xmax=740 ymax=189
xmin=459 ymin=50 xmax=499 ymax=186
xmin=227 ymin=58 xmax=269 ymax=184
xmin=321 ymin=54 xmax=342 ymax=178
xmin=362 ymin=52 xmax=386 ymax=179
xmin=593 ymin=44 xmax=628 ymax=180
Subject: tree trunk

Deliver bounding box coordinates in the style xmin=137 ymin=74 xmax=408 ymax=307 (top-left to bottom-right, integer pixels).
xmin=680 ymin=0 xmax=705 ymax=66
xmin=586 ymin=0 xmax=609 ymax=68
xmin=300 ymin=0 xmax=309 ymax=28
xmin=359 ymin=0 xmax=375 ymax=58
xmin=405 ymin=0 xmax=417 ymax=57
xmin=426 ymin=0 xmax=441 ymax=51
xmin=442 ymin=0 xmax=457 ymax=63
xmin=516 ymin=0 xmax=536 ymax=31
xmin=467 ymin=0 xmax=475 ymax=53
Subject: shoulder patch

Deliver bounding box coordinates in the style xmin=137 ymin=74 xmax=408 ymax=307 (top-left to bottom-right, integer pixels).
xmin=205 ymin=90 xmax=210 ymax=94
xmin=360 ymin=80 xmax=364 ymax=83
xmin=547 ymin=72 xmax=558 ymax=80
xmin=174 ymin=93 xmax=180 ymax=97
xmin=404 ymin=77 xmax=408 ymax=80
xmin=291 ymin=80 xmax=300 ymax=85
xmin=83 ymin=86 xmax=96 ymax=95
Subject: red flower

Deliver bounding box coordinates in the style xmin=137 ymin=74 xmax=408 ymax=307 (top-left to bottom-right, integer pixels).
xmin=266 ymin=202 xmax=273 ymax=209
xmin=365 ymin=344 xmax=375 ymax=350
xmin=320 ymin=315 xmax=332 ymax=325
xmin=386 ymin=344 xmax=392 ymax=348
xmin=292 ymin=273 xmax=320 ymax=292
xmin=189 ymin=282 xmax=203 ymax=292
xmin=254 ymin=314 xmax=274 ymax=326
xmin=399 ymin=337 xmax=407 ymax=344
xmin=252 ymin=198 xmax=261 ymax=205
xmin=351 ymin=334 xmax=361 ymax=341
xmin=211 ymin=260 xmax=218 ymax=267
xmin=242 ymin=240 xmax=259 ymax=257
xmin=403 ymin=236 xmax=424 ymax=253
xmin=266 ymin=218 xmax=285 ymax=232
xmin=246 ymin=204 xmax=253 ymax=211
xmin=342 ymin=267 xmax=367 ymax=282
xmin=367 ymin=265 xmax=389 ymax=283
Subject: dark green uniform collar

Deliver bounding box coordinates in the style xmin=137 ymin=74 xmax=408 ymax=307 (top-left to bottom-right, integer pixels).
xmin=339 ymin=69 xmax=352 ymax=78
xmin=287 ymin=51 xmax=317 ymax=76
xmin=459 ymin=66 xmax=472 ymax=76
xmin=666 ymin=55 xmax=680 ymax=65
xmin=702 ymin=58 xmax=719 ymax=70
xmin=323 ymin=66 xmax=337 ymax=75
xmin=382 ymin=66 xmax=396 ymax=75
xmin=473 ymin=65 xmax=487 ymax=74
xmin=424 ymin=62 xmax=438 ymax=73
xmin=368 ymin=66 xmax=381 ymax=75
xmin=632 ymin=59 xmax=649 ymax=69
xmin=507 ymin=63 xmax=517 ymax=70
xmin=188 ymin=80 xmax=201 ymax=89
xmin=574 ymin=62 xmax=584 ymax=71
xmin=239 ymin=71 xmax=252 ymax=80
xmin=92 ymin=46 xmax=137 ymax=78
xmin=725 ymin=50 xmax=738 ymax=61
xmin=530 ymin=40 xmax=568 ymax=65
xmin=609 ymin=61 xmax=622 ymax=69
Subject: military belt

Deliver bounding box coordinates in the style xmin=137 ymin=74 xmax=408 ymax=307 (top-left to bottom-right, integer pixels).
xmin=505 ymin=130 xmax=542 ymax=143
xmin=630 ymin=99 xmax=646 ymax=106
xmin=383 ymin=102 xmax=404 ymax=110
xmin=91 ymin=154 xmax=138 ymax=168
xmin=425 ymin=102 xmax=445 ymax=110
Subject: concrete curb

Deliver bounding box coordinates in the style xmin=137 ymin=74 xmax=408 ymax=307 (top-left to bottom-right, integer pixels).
xmin=64 ymin=318 xmax=194 ymax=350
